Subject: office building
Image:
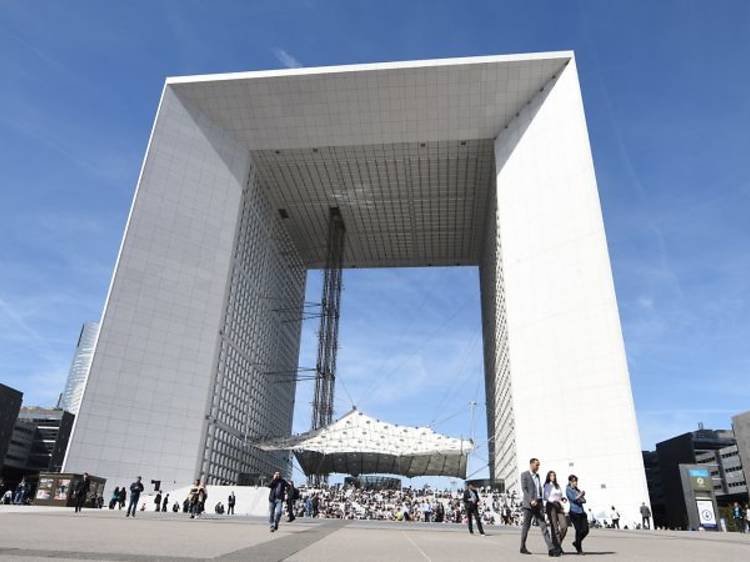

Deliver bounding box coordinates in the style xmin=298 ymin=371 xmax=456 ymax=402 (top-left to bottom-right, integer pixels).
xmin=642 ymin=450 xmax=666 ymax=526
xmin=63 ymin=52 xmax=648 ymax=524
xmin=0 ymin=383 xmax=23 ymax=468
xmin=58 ymin=322 xmax=100 ymax=415
xmin=4 ymin=408 xmax=75 ymax=475
xmin=648 ymin=424 xmax=746 ymax=529
xmin=696 ymin=444 xmax=747 ymax=499
xmin=732 ymin=410 xmax=750 ymax=488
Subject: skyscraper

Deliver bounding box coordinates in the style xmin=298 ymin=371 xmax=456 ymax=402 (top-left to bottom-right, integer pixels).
xmin=59 ymin=322 xmax=99 ymax=415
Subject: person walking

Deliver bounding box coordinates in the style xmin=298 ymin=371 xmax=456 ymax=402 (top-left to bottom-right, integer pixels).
xmin=13 ymin=479 xmax=27 ymax=505
xmin=199 ymin=484 xmax=208 ymax=516
xmin=286 ymin=480 xmax=298 ymax=522
xmin=731 ymin=502 xmax=744 ymax=532
xmin=640 ymin=502 xmax=652 ymax=529
xmin=162 ymin=493 xmax=169 ymax=512
xmin=744 ymin=503 xmax=750 ymax=533
xmin=126 ymin=476 xmax=144 ymax=518
xmin=118 ymin=486 xmax=126 ymax=510
xmin=109 ymin=487 xmax=120 ymax=510
xmin=268 ymin=471 xmax=289 ymax=532
xmin=610 ymin=506 xmax=621 ymax=529
xmin=228 ymin=491 xmax=236 ymax=515
xmin=422 ymin=500 xmax=433 ymax=523
xmin=543 ymin=471 xmax=568 ymax=554
xmin=519 ymin=458 xmax=557 ymax=556
xmin=154 ymin=491 xmax=162 ymax=512
xmin=73 ymin=473 xmax=90 ymax=513
xmin=188 ymin=479 xmax=206 ymax=519
xmin=434 ymin=500 xmax=445 ymax=523
xmin=463 ymin=482 xmax=485 ymax=536
xmin=566 ymin=474 xmax=589 ymax=554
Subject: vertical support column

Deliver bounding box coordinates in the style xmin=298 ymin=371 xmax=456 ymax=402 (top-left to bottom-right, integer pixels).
xmin=310 ymin=207 xmax=345 ymax=486
xmin=487 ymin=58 xmax=649 ymax=526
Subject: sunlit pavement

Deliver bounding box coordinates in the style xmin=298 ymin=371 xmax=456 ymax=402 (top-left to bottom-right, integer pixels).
xmin=1 ymin=507 xmax=749 ymax=561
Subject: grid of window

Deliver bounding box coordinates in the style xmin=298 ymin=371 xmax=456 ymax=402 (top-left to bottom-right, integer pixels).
xmin=479 ymin=179 xmax=517 ymax=493
xmin=200 ymin=163 xmax=306 ymax=484
xmin=251 ymin=139 xmax=495 ymax=269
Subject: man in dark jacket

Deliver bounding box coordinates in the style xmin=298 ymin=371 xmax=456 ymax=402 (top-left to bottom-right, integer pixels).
xmin=286 ymin=481 xmax=299 ymax=522
xmin=640 ymin=502 xmax=652 ymax=529
xmin=462 ymin=482 xmax=485 ymax=535
xmin=73 ymin=473 xmax=90 ymax=513
xmin=126 ymin=476 xmax=144 ymax=518
xmin=228 ymin=491 xmax=236 ymax=515
xmin=268 ymin=471 xmax=289 ymax=532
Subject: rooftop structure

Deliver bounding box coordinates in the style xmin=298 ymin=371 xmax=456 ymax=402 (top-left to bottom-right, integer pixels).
xmin=256 ymin=409 xmax=473 ymax=478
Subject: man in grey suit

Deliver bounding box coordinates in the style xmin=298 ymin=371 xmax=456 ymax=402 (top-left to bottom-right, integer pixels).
xmin=520 ymin=458 xmax=559 ymax=557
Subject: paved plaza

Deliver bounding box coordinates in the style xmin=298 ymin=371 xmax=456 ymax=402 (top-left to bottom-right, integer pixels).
xmin=1 ymin=507 xmax=749 ymax=561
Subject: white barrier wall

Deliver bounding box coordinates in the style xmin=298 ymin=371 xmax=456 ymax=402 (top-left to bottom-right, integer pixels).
xmin=140 ymin=485 xmax=270 ymax=517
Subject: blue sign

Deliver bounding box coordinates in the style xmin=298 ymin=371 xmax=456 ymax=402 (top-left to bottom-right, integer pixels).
xmin=688 ymin=468 xmax=710 ymax=478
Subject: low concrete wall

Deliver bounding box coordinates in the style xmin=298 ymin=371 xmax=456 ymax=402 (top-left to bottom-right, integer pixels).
xmin=149 ymin=485 xmax=269 ymax=516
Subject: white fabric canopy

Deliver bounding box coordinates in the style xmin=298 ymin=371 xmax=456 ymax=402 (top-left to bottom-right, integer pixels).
xmin=255 ymin=409 xmax=473 ymax=478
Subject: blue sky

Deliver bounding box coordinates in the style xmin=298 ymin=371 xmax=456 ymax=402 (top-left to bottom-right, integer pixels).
xmin=1 ymin=1 xmax=749 ymax=483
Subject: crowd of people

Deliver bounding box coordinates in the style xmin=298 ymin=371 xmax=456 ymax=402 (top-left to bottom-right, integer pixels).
xmin=266 ymin=458 xmax=642 ymax=556
xmin=292 ymin=481 xmax=522 ymax=525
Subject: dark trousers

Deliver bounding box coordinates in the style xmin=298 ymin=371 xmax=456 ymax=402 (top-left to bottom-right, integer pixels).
xmin=545 ymin=502 xmax=567 ymax=550
xmin=127 ymin=494 xmax=140 ymax=517
xmin=466 ymin=506 xmax=484 ymax=534
xmin=190 ymin=501 xmax=202 ymax=517
xmin=74 ymin=494 xmax=86 ymax=513
xmin=287 ymin=500 xmax=296 ymax=522
xmin=521 ymin=505 xmax=554 ymax=552
xmin=228 ymin=504 xmax=234 ymax=514
xmin=570 ymin=511 xmax=589 ymax=552
xmin=642 ymin=516 xmax=650 ymax=529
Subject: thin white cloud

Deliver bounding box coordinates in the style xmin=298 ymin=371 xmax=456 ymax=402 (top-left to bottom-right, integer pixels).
xmin=0 ymin=296 xmax=46 ymax=344
xmin=273 ymin=48 xmax=303 ymax=68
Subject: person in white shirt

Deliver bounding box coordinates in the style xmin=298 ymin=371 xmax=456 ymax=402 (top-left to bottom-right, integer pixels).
xmin=610 ymin=506 xmax=620 ymax=529
xmin=543 ymin=471 xmax=568 ymax=553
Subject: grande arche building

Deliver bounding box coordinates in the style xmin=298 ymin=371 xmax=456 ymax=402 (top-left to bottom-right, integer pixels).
xmin=63 ymin=51 xmax=649 ymax=523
